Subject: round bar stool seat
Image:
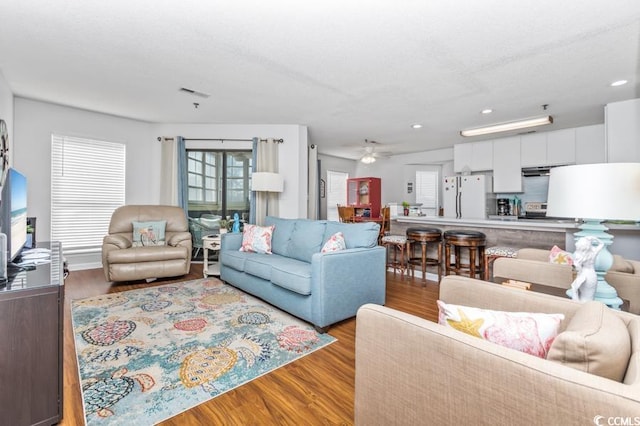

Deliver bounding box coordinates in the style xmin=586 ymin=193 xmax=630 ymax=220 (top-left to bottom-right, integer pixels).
xmin=483 ymin=246 xmax=518 ymax=281
xmin=406 ymin=227 xmax=442 ymax=281
xmin=443 ymin=230 xmax=487 ymax=279
xmin=381 ymin=234 xmax=410 ymax=277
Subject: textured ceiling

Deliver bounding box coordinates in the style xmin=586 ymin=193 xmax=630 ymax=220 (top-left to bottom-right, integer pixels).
xmin=0 ymin=1 xmax=638 ymax=159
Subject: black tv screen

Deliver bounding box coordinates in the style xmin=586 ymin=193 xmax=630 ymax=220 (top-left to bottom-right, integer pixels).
xmin=0 ymin=168 xmax=27 ymax=261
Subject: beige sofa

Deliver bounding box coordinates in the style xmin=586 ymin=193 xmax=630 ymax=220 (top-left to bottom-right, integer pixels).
xmin=493 ymin=248 xmax=640 ymax=314
xmin=102 ymin=205 xmax=192 ymax=282
xmin=355 ymin=275 xmax=640 ymax=425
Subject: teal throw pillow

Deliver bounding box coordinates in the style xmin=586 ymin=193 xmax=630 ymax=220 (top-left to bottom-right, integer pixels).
xmin=132 ymin=220 xmax=166 ymax=247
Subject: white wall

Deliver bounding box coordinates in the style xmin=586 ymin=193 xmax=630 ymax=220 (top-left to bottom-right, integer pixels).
xmin=0 ymin=71 xmax=14 ymax=165
xmin=14 ymin=98 xmax=157 ymax=250
xmin=152 ymin=123 xmax=309 ymax=219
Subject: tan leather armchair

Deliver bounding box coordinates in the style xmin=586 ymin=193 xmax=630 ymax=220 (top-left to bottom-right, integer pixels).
xmin=102 ymin=205 xmax=192 ymax=282
xmin=493 ymin=248 xmax=640 ymax=314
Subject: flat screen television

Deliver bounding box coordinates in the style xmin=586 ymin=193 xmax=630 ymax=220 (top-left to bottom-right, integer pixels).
xmin=0 ymin=168 xmax=28 ymax=262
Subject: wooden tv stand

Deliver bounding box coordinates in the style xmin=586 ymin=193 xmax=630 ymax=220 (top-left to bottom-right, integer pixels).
xmin=0 ymin=242 xmax=64 ymax=425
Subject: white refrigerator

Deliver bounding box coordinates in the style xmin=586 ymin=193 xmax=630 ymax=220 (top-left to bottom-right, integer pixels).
xmin=442 ymin=175 xmax=494 ymax=219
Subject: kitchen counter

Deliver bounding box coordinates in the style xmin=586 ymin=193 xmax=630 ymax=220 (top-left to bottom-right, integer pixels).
xmin=394 ymin=215 xmax=580 ymax=232
xmin=391 ymin=216 xmax=640 ymax=260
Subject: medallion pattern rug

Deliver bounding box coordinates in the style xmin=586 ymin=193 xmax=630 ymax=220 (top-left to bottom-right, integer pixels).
xmin=71 ymin=278 xmax=336 ymax=425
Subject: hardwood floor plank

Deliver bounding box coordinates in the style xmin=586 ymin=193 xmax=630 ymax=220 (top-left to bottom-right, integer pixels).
xmin=61 ymin=264 xmax=440 ymax=425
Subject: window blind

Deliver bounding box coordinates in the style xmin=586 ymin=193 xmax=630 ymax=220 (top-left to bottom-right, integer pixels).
xmin=51 ymin=135 xmax=125 ymax=253
xmin=415 ymin=170 xmax=438 ymax=213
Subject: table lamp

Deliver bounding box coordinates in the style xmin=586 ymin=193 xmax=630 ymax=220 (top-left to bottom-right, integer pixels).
xmin=546 ymin=163 xmax=640 ymax=309
xmin=251 ymin=172 xmax=284 ymax=217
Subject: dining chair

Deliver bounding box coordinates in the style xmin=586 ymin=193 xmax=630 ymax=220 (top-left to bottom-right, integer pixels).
xmin=337 ymin=205 xmax=355 ymax=223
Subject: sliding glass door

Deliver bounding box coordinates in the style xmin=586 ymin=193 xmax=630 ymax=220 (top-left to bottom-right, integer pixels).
xmin=187 ymin=149 xmax=252 ymax=221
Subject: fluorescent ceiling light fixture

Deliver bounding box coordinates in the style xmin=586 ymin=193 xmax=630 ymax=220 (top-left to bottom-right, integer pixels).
xmin=411 ymin=124 xmax=423 ymax=129
xmin=361 ymin=154 xmax=376 ymax=164
xmin=610 ymin=80 xmax=628 ymax=87
xmin=460 ymin=115 xmax=553 ymax=137
xmin=481 ymin=109 xmax=493 ymax=114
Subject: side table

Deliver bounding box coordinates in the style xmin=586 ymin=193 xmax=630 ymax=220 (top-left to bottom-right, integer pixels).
xmin=202 ymin=232 xmax=223 ymax=277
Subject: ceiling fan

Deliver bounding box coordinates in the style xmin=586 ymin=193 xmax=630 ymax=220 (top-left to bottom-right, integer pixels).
xmin=359 ymin=139 xmax=392 ymax=164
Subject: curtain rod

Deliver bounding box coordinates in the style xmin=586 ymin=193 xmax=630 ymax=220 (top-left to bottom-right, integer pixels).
xmin=157 ymin=137 xmax=283 ymax=143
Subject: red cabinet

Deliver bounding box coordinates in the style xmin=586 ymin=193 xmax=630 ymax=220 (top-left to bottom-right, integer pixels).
xmin=347 ymin=177 xmax=381 ymax=218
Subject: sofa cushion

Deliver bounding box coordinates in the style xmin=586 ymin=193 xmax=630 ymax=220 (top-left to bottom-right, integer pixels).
xmin=437 ymin=300 xmax=564 ymax=358
xmin=271 ymin=259 xmax=312 ymax=295
xmin=547 ymin=301 xmax=631 ymax=382
xmin=324 ymin=221 xmax=379 ymax=249
xmin=288 ymin=220 xmax=326 ymax=263
xmin=265 ymin=216 xmax=296 ymax=256
xmin=221 ymin=250 xmax=254 ymax=272
xmin=132 ymin=220 xmax=166 ymax=247
xmin=244 ymin=253 xmax=300 ymax=281
xmin=240 ymin=224 xmax=275 ymax=254
xmin=321 ymin=232 xmax=346 ymax=253
xmin=611 ymin=255 xmax=634 ymax=274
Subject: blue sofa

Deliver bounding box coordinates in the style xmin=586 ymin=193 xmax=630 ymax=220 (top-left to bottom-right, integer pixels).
xmin=219 ymin=216 xmax=386 ymax=331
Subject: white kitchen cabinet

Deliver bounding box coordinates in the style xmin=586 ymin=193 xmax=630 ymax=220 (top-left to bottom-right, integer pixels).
xmin=606 ymin=98 xmax=640 ymax=163
xmin=575 ymin=124 xmax=605 ymax=164
xmin=492 ymin=136 xmax=522 ymax=192
xmin=454 ymin=141 xmax=493 ymax=172
xmin=546 ymin=128 xmax=575 ymax=165
xmin=520 ymin=133 xmax=547 ymax=167
xmin=520 ymin=129 xmax=575 ymax=167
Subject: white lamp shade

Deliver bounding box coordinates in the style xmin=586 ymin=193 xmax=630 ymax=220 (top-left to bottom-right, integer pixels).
xmin=546 ymin=163 xmax=640 ymax=221
xmin=251 ymin=172 xmax=284 ymax=192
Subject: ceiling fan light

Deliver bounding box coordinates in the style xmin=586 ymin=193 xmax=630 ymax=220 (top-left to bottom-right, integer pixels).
xmin=361 ymin=154 xmax=376 ymax=164
xmin=460 ymin=115 xmax=553 ymax=137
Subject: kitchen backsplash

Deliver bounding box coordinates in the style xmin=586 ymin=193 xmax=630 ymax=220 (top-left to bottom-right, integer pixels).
xmin=496 ymin=175 xmax=549 ymax=204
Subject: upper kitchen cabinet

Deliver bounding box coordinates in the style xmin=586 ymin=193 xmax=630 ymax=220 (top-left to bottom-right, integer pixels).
xmin=546 ymin=128 xmax=575 ymax=165
xmin=453 ymin=141 xmax=493 ymax=172
xmin=575 ymin=124 xmax=605 ymax=164
xmin=520 ymin=129 xmax=575 ymax=167
xmin=520 ymin=133 xmax=547 ymax=167
xmin=606 ymin=98 xmax=640 ymax=163
xmin=493 ymin=136 xmax=522 ymax=193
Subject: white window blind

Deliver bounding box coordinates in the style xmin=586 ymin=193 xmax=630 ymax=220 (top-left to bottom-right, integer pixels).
xmin=51 ymin=135 xmax=125 ymax=253
xmin=415 ymin=170 xmax=438 ymax=215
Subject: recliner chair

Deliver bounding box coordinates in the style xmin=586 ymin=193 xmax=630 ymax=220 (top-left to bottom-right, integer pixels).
xmin=102 ymin=205 xmax=192 ymax=282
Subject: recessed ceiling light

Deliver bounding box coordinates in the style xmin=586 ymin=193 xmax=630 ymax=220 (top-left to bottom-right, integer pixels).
xmin=611 ymin=80 xmax=628 ymax=87
xmin=411 ymin=124 xmax=422 ymax=129
xmin=481 ymin=109 xmax=493 ymax=114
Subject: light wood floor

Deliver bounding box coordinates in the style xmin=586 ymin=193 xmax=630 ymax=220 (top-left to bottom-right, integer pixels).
xmin=61 ymin=265 xmax=440 ymax=425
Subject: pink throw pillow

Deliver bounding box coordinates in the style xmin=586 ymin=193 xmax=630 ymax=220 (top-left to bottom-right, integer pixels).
xmin=239 ymin=224 xmax=275 ymax=254
xmin=321 ymin=232 xmax=346 ymax=253
xmin=549 ymin=245 xmax=574 ymax=265
xmin=437 ymin=300 xmax=564 ymax=358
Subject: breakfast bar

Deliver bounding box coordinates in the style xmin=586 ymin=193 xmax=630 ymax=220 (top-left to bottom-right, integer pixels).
xmin=391 ymin=216 xmax=640 ymax=277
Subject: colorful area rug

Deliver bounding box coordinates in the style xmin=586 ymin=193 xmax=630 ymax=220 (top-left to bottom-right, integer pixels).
xmin=71 ymin=278 xmax=336 ymax=425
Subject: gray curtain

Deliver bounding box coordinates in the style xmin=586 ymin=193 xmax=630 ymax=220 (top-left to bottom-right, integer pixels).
xmin=177 ymin=136 xmax=188 ymax=213
xmin=254 ymin=138 xmax=280 ymax=225
xmin=159 ymin=136 xmax=179 ymax=206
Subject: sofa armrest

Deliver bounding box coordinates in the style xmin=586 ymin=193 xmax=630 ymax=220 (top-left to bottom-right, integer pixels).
xmin=103 ymin=234 xmax=132 ymax=249
xmin=607 ymin=269 xmax=640 ymax=315
xmin=220 ymin=232 xmax=242 ymax=251
xmin=493 ymin=257 xmax=574 ymax=289
xmin=355 ymin=302 xmax=640 ymax=425
xmin=310 ymin=246 xmax=386 ymax=327
xmin=166 ymin=231 xmax=192 ymax=247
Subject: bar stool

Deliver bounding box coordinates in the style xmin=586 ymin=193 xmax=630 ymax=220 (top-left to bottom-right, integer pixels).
xmin=406 ymin=227 xmax=442 ymax=281
xmin=443 ymin=230 xmax=486 ymax=279
xmin=381 ymin=234 xmax=410 ymax=277
xmin=483 ymin=246 xmax=518 ymax=281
